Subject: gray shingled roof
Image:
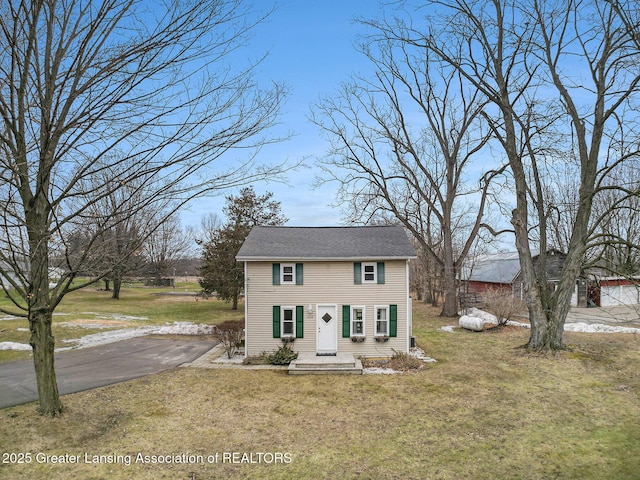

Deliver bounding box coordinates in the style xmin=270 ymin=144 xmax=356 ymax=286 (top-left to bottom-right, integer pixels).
xmin=236 ymin=226 xmax=416 ymax=260
xmin=464 ymin=252 xmax=522 ymax=284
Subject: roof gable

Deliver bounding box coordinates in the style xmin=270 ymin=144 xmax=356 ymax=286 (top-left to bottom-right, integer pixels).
xmin=236 ymin=226 xmax=416 ymax=261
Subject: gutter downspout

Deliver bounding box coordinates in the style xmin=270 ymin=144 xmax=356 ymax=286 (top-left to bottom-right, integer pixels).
xmin=407 ymin=259 xmax=412 ymax=352
xmin=244 ymin=262 xmax=248 ymax=358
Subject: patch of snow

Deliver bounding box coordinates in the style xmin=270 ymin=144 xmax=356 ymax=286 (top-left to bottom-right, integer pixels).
xmin=16 ymin=328 xmax=29 ymax=332
xmin=58 ymin=322 xmax=120 ymax=329
xmin=564 ymin=322 xmax=640 ymax=334
xmin=409 ymin=347 xmax=437 ymax=363
xmin=461 ymin=307 xmax=640 ymax=334
xmin=363 ymin=367 xmax=399 ymax=375
xmin=509 ymin=321 xmax=530 ymax=328
xmin=0 ymin=342 xmax=31 ymax=351
xmin=156 ymin=322 xmax=214 ymax=335
xmin=440 ymin=325 xmax=456 ymax=333
xmin=409 ymin=346 xmax=426 ymax=357
xmin=0 ymin=316 xmax=20 ymax=321
xmin=56 ymin=321 xmax=215 ymax=351
xmin=463 ymin=308 xmax=530 ymax=328
xmin=60 ymin=327 xmax=158 ymax=350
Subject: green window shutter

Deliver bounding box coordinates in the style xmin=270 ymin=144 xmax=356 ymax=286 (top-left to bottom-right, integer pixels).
xmin=272 ymin=263 xmax=280 ymax=285
xmin=272 ymin=306 xmax=281 ymax=338
xmin=377 ymin=262 xmax=385 ymax=284
xmin=354 ymin=262 xmax=362 ymax=284
xmin=296 ymin=263 xmax=304 ymax=285
xmin=390 ymin=304 xmax=398 ymax=337
xmin=296 ymin=306 xmax=304 ymax=338
xmin=342 ymin=305 xmax=351 ymax=337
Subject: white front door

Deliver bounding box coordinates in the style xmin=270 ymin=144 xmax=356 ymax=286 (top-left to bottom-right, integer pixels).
xmin=316 ymin=305 xmax=337 ymax=355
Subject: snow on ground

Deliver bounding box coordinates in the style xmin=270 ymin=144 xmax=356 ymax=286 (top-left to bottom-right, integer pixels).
xmin=463 ymin=308 xmax=530 ymax=328
xmin=5 ymin=305 xmax=638 ymax=353
xmin=2 ymin=321 xmax=216 ymax=352
xmin=0 ymin=342 xmax=32 ymax=351
xmin=442 ymin=307 xmax=640 ymax=334
xmin=156 ymin=322 xmax=214 ymax=336
xmin=57 ymin=322 xmax=215 ymax=351
xmin=363 ymin=367 xmax=398 ymax=375
xmin=564 ymin=322 xmax=640 ymax=334
xmin=58 ymin=327 xmax=159 ymax=351
xmin=409 ymin=346 xmax=437 ymax=363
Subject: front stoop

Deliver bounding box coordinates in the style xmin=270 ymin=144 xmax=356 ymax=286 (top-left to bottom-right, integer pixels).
xmin=288 ymin=352 xmax=363 ymax=375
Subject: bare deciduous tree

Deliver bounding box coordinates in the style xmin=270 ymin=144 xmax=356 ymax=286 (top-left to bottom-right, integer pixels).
xmin=313 ymin=27 xmax=500 ymax=317
xmin=65 ymin=161 xmax=160 ymax=299
xmin=0 ymin=0 xmax=288 ymax=415
xmin=588 ymin=161 xmax=640 ymax=277
xmin=143 ymin=214 xmax=193 ymax=286
xmin=387 ymin=0 xmax=640 ymax=350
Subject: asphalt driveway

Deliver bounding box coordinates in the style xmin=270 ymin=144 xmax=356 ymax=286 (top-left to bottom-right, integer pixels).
xmin=0 ymin=337 xmax=216 ymax=409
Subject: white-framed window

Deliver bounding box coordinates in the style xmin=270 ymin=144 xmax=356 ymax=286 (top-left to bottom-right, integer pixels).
xmin=351 ymin=306 xmax=365 ymax=336
xmin=281 ymin=263 xmax=295 ymax=284
xmin=281 ymin=306 xmax=295 ymax=337
xmin=375 ymin=305 xmax=389 ymax=336
xmin=363 ymin=262 xmax=377 ymax=283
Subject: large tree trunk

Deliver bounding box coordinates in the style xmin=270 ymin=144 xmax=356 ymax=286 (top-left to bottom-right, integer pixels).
xmin=112 ymin=266 xmax=123 ymax=299
xmin=527 ymin=309 xmax=565 ymax=351
xmin=112 ymin=278 xmax=122 ymax=299
xmin=29 ymin=309 xmax=63 ymax=415
xmin=527 ymin=239 xmax=588 ymax=351
xmin=27 ymin=197 xmax=63 ymax=415
xmin=440 ymin=218 xmax=458 ymax=317
xmin=232 ymin=294 xmax=238 ymax=310
xmin=440 ymin=265 xmax=458 ymax=317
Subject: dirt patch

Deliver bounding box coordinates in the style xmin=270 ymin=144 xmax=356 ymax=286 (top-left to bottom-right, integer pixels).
xmin=361 ymin=354 xmax=427 ymax=372
xmin=484 ymin=324 xmax=524 ymax=333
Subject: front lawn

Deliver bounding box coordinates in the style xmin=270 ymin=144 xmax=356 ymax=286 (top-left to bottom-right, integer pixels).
xmin=1 ymin=301 xmax=639 ymax=479
xmin=0 ymin=285 xmax=242 ymax=363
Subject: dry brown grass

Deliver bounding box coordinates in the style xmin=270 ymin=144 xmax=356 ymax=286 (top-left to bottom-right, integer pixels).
xmin=0 ymin=286 xmax=243 ymax=363
xmin=1 ymin=301 xmax=639 ymax=479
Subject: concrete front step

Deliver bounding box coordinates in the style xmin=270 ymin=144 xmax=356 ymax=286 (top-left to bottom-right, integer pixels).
xmin=288 ymin=352 xmax=363 ymax=375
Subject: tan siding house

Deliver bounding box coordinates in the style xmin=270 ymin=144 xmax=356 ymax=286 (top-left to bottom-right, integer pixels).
xmin=236 ymin=226 xmax=416 ymax=358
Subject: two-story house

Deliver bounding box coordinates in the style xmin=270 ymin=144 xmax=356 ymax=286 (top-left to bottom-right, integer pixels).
xmin=236 ymin=225 xmax=416 ymax=358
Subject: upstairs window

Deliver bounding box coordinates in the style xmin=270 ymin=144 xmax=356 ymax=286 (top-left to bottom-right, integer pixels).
xmin=363 ymin=263 xmax=376 ymax=283
xmin=354 ymin=262 xmax=385 ymax=284
xmin=281 ymin=264 xmax=295 ymax=284
xmin=272 ymin=263 xmax=303 ymax=285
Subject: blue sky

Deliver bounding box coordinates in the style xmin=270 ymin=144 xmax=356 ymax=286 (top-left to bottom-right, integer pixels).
xmin=181 ymin=1 xmax=384 ymax=229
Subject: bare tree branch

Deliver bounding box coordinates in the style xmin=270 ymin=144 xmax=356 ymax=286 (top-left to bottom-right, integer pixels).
xmin=0 ymin=0 xmax=288 ymax=415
